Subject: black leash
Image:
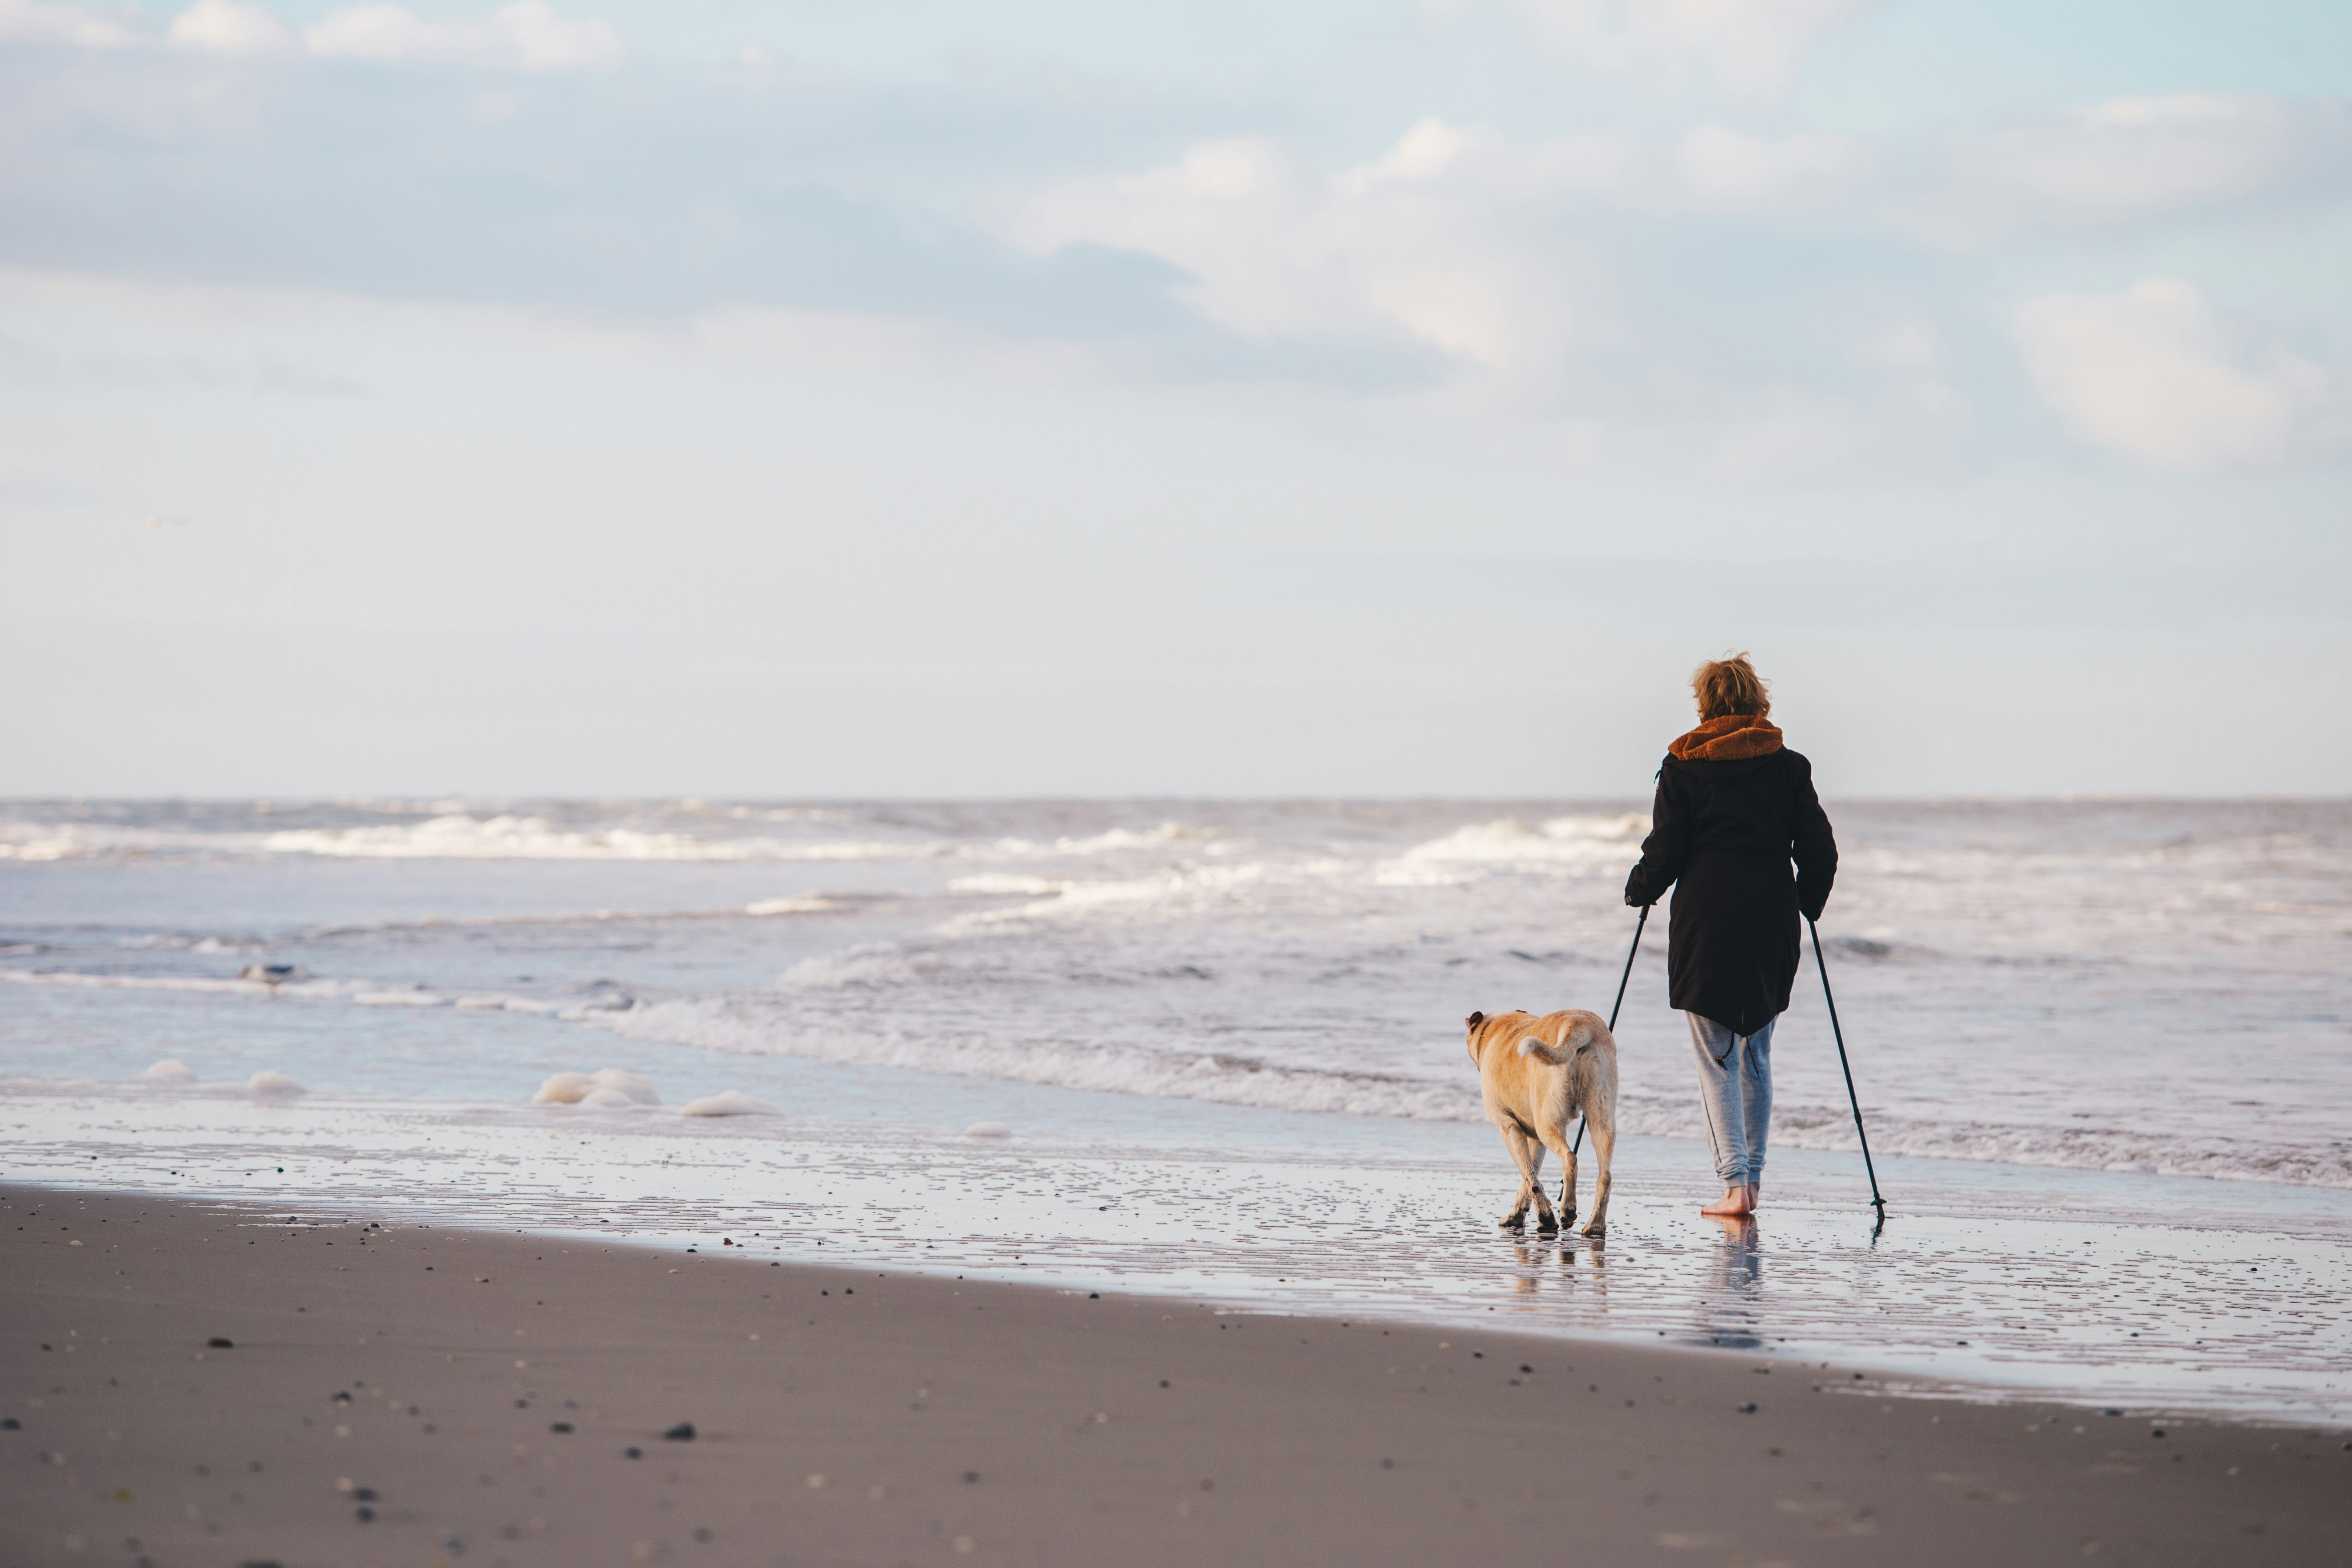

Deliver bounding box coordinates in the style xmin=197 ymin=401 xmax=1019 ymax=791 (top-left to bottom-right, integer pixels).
xmin=1809 ymin=916 xmax=1888 ymax=1230
xmin=1570 ymin=903 xmax=1648 ymax=1157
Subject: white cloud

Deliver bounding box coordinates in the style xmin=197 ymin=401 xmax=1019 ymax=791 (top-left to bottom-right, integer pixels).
xmin=1475 ymin=0 xmax=1876 ymax=95
xmin=0 ymin=0 xmax=135 ymax=47
xmin=1903 ymin=94 xmax=2311 ymax=244
xmin=168 ymin=0 xmax=293 ymax=55
xmin=2012 ymin=277 xmax=2330 ymax=473
xmin=305 ymin=1 xmax=623 ymax=73
xmin=1678 ymin=124 xmax=1859 ymax=203
xmin=1002 ymin=119 xmax=1626 ymax=376
xmin=1 ymin=0 xmax=622 ymax=69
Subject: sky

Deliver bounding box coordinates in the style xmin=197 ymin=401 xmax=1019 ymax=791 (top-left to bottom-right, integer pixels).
xmin=2 ymin=0 xmax=2347 ymax=798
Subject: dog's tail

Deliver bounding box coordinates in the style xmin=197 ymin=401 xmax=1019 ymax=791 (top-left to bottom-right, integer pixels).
xmin=1515 ymin=1019 xmax=1593 ymax=1066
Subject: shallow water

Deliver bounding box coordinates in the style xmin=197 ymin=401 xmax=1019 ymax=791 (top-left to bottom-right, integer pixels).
xmin=5 ymin=1069 xmax=2349 ymax=1426
xmin=4 ymin=797 xmax=2349 ymax=1422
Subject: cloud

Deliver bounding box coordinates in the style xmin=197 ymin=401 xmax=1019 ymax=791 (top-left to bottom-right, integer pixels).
xmin=1 ymin=0 xmax=620 ymax=71
xmin=2012 ymin=277 xmax=2331 ymax=473
xmin=1001 ymin=119 xmax=1626 ymax=376
xmin=1470 ymin=0 xmax=1876 ymax=95
xmin=168 ymin=0 xmax=293 ymax=56
xmin=304 ymin=1 xmax=622 ymax=73
xmin=0 ymin=0 xmax=135 ymax=47
xmin=1677 ymin=124 xmax=1859 ymax=203
xmin=1902 ymin=94 xmax=2322 ymax=244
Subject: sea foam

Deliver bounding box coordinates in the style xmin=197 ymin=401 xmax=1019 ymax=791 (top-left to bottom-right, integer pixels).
xmin=679 ymin=1089 xmax=773 ymax=1117
xmin=534 ymin=1068 xmax=661 ymax=1107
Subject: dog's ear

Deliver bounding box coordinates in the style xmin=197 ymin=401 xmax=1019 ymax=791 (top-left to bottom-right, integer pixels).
xmin=1465 ymin=1010 xmax=1485 ymax=1030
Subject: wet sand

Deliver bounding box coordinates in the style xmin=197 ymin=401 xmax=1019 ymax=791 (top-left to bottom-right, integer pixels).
xmin=4 ymin=1185 xmax=2346 ymax=1568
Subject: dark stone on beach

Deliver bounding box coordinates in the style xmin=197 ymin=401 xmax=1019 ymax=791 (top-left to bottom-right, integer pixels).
xmin=663 ymin=1422 xmax=696 ymax=1442
xmin=333 ymin=1391 xmax=352 ymax=1403
xmin=1738 ymin=1403 xmax=1759 ymax=1414
xmin=1089 ymin=1293 xmax=1099 ymax=1299
xmin=693 ymin=1527 xmax=714 ymax=1543
xmin=551 ymin=1422 xmax=573 ymax=1433
xmin=2152 ymin=1428 xmax=2166 ymax=1438
xmin=2105 ymin=1409 xmax=2123 ymax=1416
xmin=624 ymin=1447 xmax=642 ymax=1459
xmin=963 ymin=1471 xmax=980 ymax=1483
xmin=355 ymin=1506 xmax=375 ymax=1522
xmin=353 ymin=1488 xmax=377 ymax=1501
xmin=1380 ymin=1458 xmax=1394 ymax=1469
xmin=1 ymin=1417 xmax=18 ymax=1429
xmin=208 ymin=1337 xmax=234 ymax=1349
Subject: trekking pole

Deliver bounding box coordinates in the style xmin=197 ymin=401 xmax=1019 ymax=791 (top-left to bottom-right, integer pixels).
xmin=1808 ymin=916 xmax=1888 ymax=1229
xmin=1571 ymin=903 xmax=1649 ymax=1157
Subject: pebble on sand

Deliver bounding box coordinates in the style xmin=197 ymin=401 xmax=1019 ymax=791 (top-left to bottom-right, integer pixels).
xmin=663 ymin=1422 xmax=696 ymax=1442
xmin=964 ymin=1122 xmax=1013 ymax=1139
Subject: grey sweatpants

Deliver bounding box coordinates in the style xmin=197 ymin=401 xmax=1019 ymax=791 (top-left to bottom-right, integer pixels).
xmin=1687 ymin=1012 xmax=1774 ymax=1186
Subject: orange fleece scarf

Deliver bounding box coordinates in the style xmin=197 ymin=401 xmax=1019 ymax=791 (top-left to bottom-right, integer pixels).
xmin=1669 ymin=713 xmax=1784 ymax=762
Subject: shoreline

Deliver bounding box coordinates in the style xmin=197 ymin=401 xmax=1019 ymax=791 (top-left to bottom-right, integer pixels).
xmin=6 ymin=1184 xmax=2350 ymax=1567
xmin=8 ymin=1086 xmax=2352 ymax=1427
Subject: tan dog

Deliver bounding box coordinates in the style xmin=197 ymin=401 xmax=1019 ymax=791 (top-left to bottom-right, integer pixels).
xmin=1464 ymin=1009 xmax=1618 ymax=1236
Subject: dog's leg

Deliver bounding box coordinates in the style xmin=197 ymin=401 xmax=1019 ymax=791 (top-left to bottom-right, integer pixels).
xmin=1541 ymin=1123 xmax=1577 ymax=1231
xmin=1526 ymin=1134 xmax=1557 ymax=1232
xmin=1582 ymin=1107 xmax=1616 ymax=1238
xmin=1497 ymin=1126 xmax=1550 ymax=1231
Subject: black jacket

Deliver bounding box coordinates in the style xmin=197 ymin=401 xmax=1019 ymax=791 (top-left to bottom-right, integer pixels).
xmin=1623 ymin=746 xmax=1837 ymax=1036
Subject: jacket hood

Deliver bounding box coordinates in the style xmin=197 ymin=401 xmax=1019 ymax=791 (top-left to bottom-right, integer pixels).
xmin=1668 ymin=713 xmax=1784 ymax=762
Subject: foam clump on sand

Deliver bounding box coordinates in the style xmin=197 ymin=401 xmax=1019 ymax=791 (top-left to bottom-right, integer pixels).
xmin=965 ymin=1122 xmax=1012 ymax=1140
xmin=143 ymin=1059 xmax=199 ymax=1082
xmin=534 ymin=1068 xmax=661 ymax=1108
xmin=679 ymin=1089 xmax=774 ymax=1117
xmin=247 ymin=1071 xmax=306 ymax=1097
xmin=745 ymin=896 xmax=841 ymax=916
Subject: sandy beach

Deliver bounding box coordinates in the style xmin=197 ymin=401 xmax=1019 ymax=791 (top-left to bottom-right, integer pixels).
xmin=5 ymin=1185 xmax=2346 ymax=1568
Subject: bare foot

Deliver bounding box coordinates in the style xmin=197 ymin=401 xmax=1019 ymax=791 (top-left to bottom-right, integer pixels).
xmin=1699 ymin=1186 xmax=1753 ymax=1217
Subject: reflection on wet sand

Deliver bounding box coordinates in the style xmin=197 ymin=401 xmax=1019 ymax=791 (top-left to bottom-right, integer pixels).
xmin=1694 ymin=1216 xmax=1764 ymax=1350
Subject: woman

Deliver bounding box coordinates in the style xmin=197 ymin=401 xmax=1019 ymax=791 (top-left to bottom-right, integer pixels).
xmin=1623 ymin=654 xmax=1836 ymax=1219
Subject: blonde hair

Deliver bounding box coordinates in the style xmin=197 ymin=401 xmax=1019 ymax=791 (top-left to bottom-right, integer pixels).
xmin=1692 ymin=652 xmax=1770 ymax=720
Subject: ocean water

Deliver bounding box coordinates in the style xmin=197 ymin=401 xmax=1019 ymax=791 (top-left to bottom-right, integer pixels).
xmin=4 ymin=798 xmax=2350 ymax=1422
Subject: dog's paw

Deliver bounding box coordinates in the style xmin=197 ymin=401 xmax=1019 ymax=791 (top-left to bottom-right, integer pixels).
xmin=1536 ymin=1216 xmax=1559 ymax=1235
xmin=1580 ymin=1221 xmax=1607 ymax=1238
